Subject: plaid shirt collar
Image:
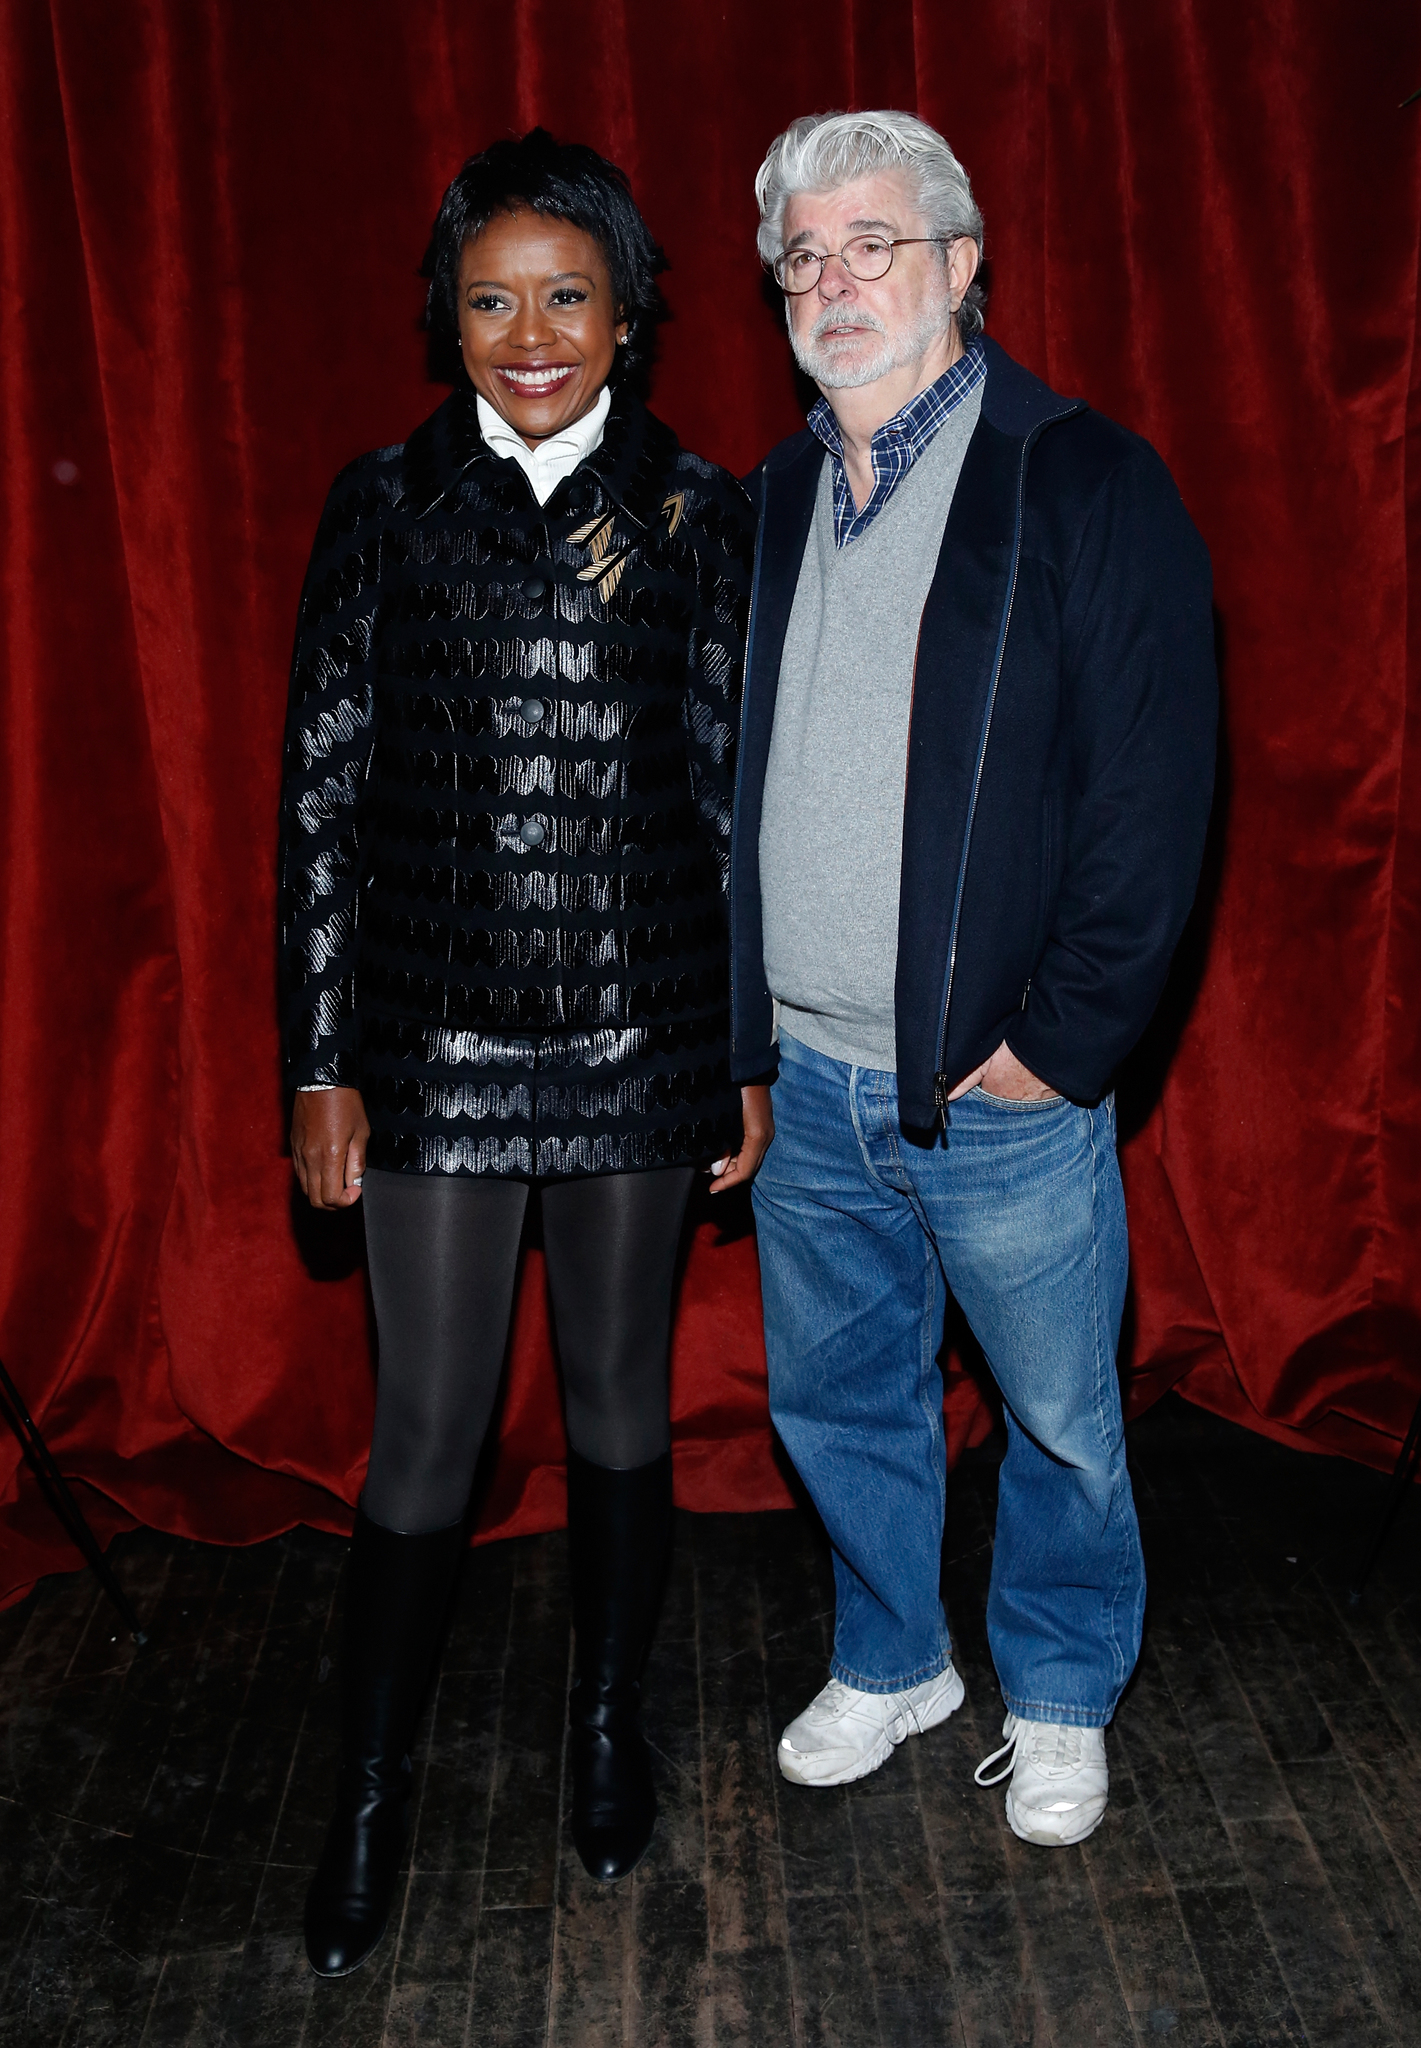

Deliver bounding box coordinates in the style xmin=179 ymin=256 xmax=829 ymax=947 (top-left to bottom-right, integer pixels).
xmin=807 ymin=342 xmax=987 ymax=548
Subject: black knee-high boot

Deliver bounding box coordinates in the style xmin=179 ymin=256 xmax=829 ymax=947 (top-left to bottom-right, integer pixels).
xmin=304 ymin=1509 xmax=466 ymax=1977
xmin=566 ymin=1448 xmax=673 ymax=1883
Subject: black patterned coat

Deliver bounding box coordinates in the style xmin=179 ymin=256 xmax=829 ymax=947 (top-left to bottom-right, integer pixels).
xmin=278 ymin=383 xmax=754 ymax=1179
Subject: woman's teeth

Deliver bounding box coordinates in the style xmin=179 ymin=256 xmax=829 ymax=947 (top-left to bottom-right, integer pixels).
xmin=499 ymin=366 xmax=575 ymax=391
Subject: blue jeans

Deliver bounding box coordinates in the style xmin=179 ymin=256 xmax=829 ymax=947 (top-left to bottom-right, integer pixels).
xmin=752 ymin=1033 xmax=1144 ymax=1728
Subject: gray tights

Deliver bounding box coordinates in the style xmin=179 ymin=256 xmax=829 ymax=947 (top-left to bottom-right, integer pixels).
xmin=359 ymin=1166 xmax=696 ymax=1533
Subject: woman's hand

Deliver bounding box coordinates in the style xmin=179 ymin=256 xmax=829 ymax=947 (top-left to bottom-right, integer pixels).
xmin=291 ymin=1087 xmax=370 ymax=1210
xmin=709 ymin=1085 xmax=775 ymax=1194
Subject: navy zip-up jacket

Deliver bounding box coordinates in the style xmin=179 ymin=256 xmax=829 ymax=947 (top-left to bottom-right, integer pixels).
xmin=729 ymin=338 xmax=1218 ymax=1126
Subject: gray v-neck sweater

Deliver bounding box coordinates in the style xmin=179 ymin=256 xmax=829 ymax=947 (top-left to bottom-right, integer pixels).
xmin=758 ymin=382 xmax=983 ymax=1071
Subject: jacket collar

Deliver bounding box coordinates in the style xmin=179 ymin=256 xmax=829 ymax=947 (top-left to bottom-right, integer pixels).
xmin=400 ymin=377 xmax=679 ymax=524
xmin=975 ymin=336 xmax=1083 ymax=438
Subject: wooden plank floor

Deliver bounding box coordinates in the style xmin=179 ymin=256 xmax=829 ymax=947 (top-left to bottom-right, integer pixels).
xmin=2 ymin=1393 xmax=1420 ymax=2047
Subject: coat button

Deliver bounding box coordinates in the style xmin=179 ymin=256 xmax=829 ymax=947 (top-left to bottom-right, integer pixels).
xmin=520 ymin=697 xmax=546 ymax=725
xmin=522 ymin=575 xmax=548 ymax=602
xmin=518 ymin=818 xmax=545 ymax=847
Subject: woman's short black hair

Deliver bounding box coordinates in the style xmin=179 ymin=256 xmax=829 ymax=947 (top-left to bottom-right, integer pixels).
xmin=422 ymin=129 xmax=668 ymax=386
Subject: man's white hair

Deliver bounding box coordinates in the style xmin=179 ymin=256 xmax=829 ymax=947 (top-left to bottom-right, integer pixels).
xmin=754 ymin=110 xmax=986 ymax=340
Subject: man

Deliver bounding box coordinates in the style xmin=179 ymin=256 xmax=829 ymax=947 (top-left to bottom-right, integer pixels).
xmin=733 ymin=111 xmax=1216 ymax=1845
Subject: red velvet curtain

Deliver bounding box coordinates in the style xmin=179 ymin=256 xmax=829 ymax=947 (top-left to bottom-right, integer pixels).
xmin=3 ymin=0 xmax=1420 ymax=1606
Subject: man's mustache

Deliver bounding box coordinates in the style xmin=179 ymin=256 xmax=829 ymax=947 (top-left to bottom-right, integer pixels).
xmin=805 ymin=304 xmax=888 ymax=344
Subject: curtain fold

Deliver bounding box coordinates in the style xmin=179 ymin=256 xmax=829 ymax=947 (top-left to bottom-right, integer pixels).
xmin=2 ymin=0 xmax=1418 ymax=1604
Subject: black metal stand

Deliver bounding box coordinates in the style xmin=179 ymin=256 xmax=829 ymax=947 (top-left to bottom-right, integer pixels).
xmin=1348 ymin=1382 xmax=1421 ymax=1605
xmin=0 ymin=1353 xmax=147 ymax=1643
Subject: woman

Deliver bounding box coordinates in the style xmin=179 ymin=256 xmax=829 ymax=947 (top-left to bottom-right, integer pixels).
xmin=279 ymin=129 xmax=770 ymax=1980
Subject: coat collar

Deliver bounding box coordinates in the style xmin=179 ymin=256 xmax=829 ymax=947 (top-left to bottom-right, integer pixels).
xmin=400 ymin=377 xmax=679 ymax=525
xmin=578 ymin=383 xmax=681 ymax=530
xmin=400 ymin=380 xmax=485 ymax=518
xmin=975 ymin=336 xmax=1083 ymax=438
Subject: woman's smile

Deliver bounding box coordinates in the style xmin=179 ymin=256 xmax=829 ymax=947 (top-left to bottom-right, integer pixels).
xmin=494 ymin=361 xmax=580 ymax=396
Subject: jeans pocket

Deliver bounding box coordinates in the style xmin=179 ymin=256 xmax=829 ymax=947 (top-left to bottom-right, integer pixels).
xmin=972 ymin=1086 xmax=1066 ymax=1112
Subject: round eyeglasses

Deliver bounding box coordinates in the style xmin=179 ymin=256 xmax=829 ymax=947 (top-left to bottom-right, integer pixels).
xmin=772 ymin=233 xmax=956 ymax=295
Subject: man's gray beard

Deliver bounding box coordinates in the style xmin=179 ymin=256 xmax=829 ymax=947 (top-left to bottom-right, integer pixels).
xmin=790 ymin=298 xmax=954 ymax=390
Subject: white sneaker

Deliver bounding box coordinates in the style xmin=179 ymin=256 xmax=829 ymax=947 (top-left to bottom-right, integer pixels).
xmin=974 ymin=1713 xmax=1109 ymax=1845
xmin=778 ymin=1662 xmax=966 ymax=1787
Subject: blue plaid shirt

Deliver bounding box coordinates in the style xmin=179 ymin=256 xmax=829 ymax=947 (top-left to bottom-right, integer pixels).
xmin=808 ymin=343 xmax=987 ymax=548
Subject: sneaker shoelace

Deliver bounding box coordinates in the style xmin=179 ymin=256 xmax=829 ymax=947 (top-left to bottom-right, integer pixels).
xmin=974 ymin=1720 xmax=1084 ymax=1787
xmin=794 ymin=1673 xmax=948 ymax=1747
xmin=974 ymin=1726 xmax=1019 ymax=1787
xmin=804 ymin=1680 xmax=860 ymax=1725
xmin=1028 ymin=1723 xmax=1084 ymax=1774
